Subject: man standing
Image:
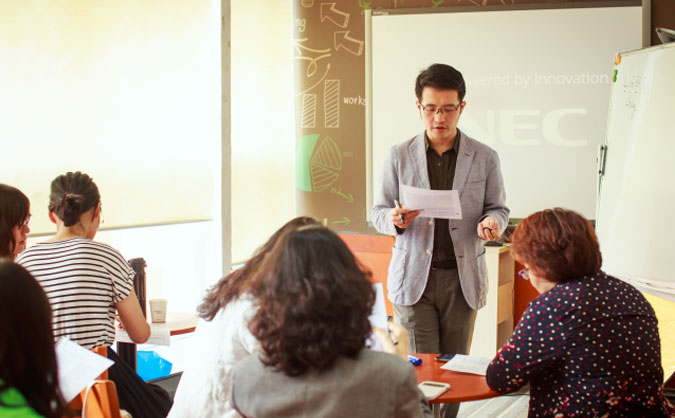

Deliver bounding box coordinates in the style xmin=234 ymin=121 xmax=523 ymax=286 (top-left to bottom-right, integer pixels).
xmin=371 ymin=63 xmax=509 ymax=417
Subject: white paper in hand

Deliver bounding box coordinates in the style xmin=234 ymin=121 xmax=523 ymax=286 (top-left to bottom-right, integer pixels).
xmin=55 ymin=337 xmax=115 ymax=401
xmin=400 ymin=184 xmax=462 ymax=219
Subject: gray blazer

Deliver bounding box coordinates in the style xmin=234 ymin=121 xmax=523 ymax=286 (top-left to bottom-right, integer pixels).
xmin=230 ymin=349 xmax=432 ymax=418
xmin=371 ymin=130 xmax=509 ymax=310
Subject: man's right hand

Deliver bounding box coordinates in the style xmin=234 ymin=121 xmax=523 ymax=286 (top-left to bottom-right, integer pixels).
xmin=390 ymin=204 xmax=420 ymax=229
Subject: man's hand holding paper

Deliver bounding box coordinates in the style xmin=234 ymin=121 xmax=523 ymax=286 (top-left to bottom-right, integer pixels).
xmin=400 ymin=184 xmax=462 ymax=220
xmin=390 ymin=202 xmax=420 ymax=229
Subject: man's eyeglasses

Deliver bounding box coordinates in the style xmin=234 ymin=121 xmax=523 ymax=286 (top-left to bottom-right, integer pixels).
xmin=518 ymin=269 xmax=530 ymax=280
xmin=419 ymin=102 xmax=462 ymax=117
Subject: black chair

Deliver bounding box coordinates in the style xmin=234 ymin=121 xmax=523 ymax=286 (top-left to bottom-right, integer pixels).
xmin=116 ymin=258 xmax=147 ymax=370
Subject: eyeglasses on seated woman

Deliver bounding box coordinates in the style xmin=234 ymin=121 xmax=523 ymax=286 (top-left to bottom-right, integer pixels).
xmin=0 ymin=183 xmax=31 ymax=259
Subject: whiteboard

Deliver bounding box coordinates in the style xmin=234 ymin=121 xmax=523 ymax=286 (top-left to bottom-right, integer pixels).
xmin=367 ymin=4 xmax=642 ymax=219
xmin=596 ymin=42 xmax=675 ymax=300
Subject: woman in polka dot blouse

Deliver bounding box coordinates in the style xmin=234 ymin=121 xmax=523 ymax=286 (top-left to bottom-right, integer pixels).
xmin=486 ymin=208 xmax=674 ymax=417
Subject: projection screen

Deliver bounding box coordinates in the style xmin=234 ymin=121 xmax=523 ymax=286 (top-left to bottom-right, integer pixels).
xmin=368 ymin=3 xmax=642 ymax=220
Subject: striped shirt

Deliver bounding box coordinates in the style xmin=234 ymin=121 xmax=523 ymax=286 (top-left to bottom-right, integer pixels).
xmin=16 ymin=238 xmax=134 ymax=350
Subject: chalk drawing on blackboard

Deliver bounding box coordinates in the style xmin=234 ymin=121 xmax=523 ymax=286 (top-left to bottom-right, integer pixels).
xmin=296 ymin=134 xmax=343 ymax=192
xmin=294 ymin=38 xmax=332 ymax=96
xmin=311 ymin=136 xmax=342 ymax=191
xmin=294 ymin=39 xmax=331 ymax=78
xmin=358 ymin=0 xmax=372 ymax=15
xmin=297 ymin=63 xmax=331 ymax=97
xmin=334 ymin=31 xmax=363 ymax=56
xmin=320 ymin=3 xmax=349 ymax=28
xmin=324 ymin=79 xmax=340 ymax=128
xmin=331 ymin=187 xmax=354 ymax=203
xmin=302 ymin=94 xmax=317 ymax=128
xmin=331 ymin=216 xmax=351 ymax=226
xmin=297 ymin=134 xmax=320 ymax=191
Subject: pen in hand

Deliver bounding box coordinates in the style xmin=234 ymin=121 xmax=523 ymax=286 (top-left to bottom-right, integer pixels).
xmin=394 ymin=199 xmax=405 ymax=225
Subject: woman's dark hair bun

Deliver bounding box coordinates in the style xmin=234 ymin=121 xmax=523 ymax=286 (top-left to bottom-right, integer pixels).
xmin=48 ymin=172 xmax=100 ymax=227
xmin=59 ymin=193 xmax=86 ymax=227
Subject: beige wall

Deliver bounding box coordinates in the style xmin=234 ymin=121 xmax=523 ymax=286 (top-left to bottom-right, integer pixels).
xmin=3 ymin=1 xmax=224 ymax=313
xmin=0 ymin=0 xmax=221 ymax=232
xmin=231 ymin=0 xmax=295 ymax=262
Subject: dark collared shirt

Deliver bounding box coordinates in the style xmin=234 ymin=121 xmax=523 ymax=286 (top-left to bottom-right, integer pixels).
xmin=425 ymin=133 xmax=459 ymax=262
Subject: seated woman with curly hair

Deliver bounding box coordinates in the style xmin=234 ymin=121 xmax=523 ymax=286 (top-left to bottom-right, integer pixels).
xmin=486 ymin=208 xmax=673 ymax=417
xmin=168 ymin=216 xmax=320 ymax=418
xmin=230 ymin=224 xmax=431 ymax=418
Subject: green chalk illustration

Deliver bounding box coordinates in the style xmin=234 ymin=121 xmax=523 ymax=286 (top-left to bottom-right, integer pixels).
xmin=296 ymin=134 xmax=343 ymax=192
xmin=331 ymin=187 xmax=353 ymax=203
xmin=331 ymin=216 xmax=350 ymax=226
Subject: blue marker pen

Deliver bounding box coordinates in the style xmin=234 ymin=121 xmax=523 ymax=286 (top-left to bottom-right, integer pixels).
xmin=408 ymin=355 xmax=422 ymax=366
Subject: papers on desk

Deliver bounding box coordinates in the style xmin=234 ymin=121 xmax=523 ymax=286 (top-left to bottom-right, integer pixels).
xmin=117 ymin=325 xmax=170 ymax=346
xmin=55 ymin=337 xmax=114 ymax=402
xmin=116 ymin=312 xmax=198 ymax=346
xmin=400 ymin=184 xmax=462 ymax=219
xmin=440 ymin=354 xmax=492 ymax=375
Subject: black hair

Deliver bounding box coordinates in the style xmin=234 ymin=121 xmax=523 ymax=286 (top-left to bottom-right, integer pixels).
xmin=48 ymin=172 xmax=100 ymax=227
xmin=0 ymin=184 xmax=30 ymax=258
xmin=415 ymin=63 xmax=466 ymax=102
xmin=0 ymin=260 xmax=68 ymax=418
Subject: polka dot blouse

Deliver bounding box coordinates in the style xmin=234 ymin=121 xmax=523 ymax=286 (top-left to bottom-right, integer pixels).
xmin=486 ymin=270 xmax=673 ymax=417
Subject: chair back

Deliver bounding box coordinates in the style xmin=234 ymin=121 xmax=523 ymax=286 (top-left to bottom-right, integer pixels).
xmin=92 ymin=346 xmax=109 ymax=380
xmin=80 ymin=380 xmax=122 ymax=418
xmin=66 ymin=347 xmax=121 ymax=418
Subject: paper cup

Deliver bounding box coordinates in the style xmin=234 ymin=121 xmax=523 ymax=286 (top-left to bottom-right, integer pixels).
xmin=150 ymin=299 xmax=167 ymax=323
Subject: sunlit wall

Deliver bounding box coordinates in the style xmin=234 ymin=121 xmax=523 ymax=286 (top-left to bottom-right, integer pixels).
xmin=231 ymin=0 xmax=295 ymax=263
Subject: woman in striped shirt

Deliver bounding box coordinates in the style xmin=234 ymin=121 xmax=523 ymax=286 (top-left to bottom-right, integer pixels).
xmin=17 ymin=171 xmax=149 ymax=348
xmin=17 ymin=171 xmax=171 ymax=418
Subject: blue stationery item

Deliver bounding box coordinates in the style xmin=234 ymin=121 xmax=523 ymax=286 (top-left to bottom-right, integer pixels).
xmin=136 ymin=350 xmax=173 ymax=381
xmin=408 ymin=355 xmax=422 ymax=366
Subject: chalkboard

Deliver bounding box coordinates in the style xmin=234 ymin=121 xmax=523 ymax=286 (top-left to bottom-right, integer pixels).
xmin=596 ymin=42 xmax=675 ymax=300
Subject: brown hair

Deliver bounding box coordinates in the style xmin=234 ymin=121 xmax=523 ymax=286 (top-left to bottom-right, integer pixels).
xmin=248 ymin=225 xmax=374 ymax=377
xmin=511 ymin=208 xmax=602 ymax=283
xmin=0 ymin=261 xmax=68 ymax=418
xmin=0 ymin=184 xmax=30 ymax=258
xmin=198 ymin=216 xmax=320 ymax=321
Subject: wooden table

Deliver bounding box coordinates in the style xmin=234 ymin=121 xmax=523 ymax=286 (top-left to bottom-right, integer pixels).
xmin=413 ymin=354 xmax=500 ymax=404
xmin=149 ymin=312 xmax=198 ymax=337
